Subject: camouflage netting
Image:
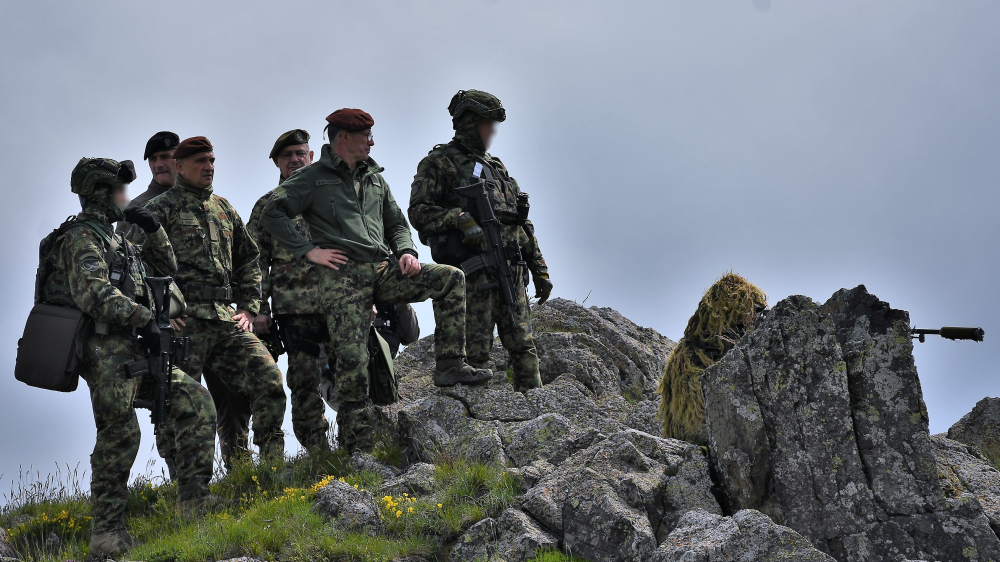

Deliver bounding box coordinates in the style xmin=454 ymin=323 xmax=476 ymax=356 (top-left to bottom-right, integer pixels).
xmin=657 ymin=272 xmax=767 ymax=445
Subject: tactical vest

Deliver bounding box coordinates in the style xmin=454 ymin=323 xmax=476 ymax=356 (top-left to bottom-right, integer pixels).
xmin=426 ymin=142 xmax=530 ymax=267
xmin=37 ymin=216 xmax=146 ymax=322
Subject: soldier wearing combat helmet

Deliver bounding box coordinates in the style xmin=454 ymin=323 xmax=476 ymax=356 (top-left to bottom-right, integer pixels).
xmin=260 ymin=108 xmax=491 ymax=454
xmin=246 ymin=129 xmax=333 ymax=452
xmin=408 ymin=90 xmax=552 ymax=391
xmin=38 ymin=158 xmax=219 ymax=559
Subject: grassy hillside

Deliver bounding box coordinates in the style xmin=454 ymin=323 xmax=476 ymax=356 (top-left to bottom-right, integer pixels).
xmin=0 ymin=441 xmax=583 ymax=562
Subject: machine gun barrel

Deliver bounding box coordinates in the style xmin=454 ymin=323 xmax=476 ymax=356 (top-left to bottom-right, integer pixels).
xmin=911 ymin=326 xmax=985 ymax=343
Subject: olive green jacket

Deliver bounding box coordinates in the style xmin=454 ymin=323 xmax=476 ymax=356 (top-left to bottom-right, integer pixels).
xmin=259 ymin=145 xmax=417 ymax=264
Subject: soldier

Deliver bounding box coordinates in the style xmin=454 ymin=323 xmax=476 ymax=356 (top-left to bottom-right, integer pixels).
xmin=117 ymin=131 xmax=180 ymax=235
xmin=408 ymin=90 xmax=553 ymax=392
xmin=259 ymin=108 xmax=491 ymax=454
xmin=40 ymin=158 xmax=220 ymax=559
xmin=141 ymin=136 xmax=287 ymax=468
xmin=246 ymin=129 xmax=331 ymax=452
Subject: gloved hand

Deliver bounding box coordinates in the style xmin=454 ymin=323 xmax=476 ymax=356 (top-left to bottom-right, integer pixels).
xmin=533 ymin=271 xmax=553 ymax=305
xmin=124 ymin=206 xmax=160 ymax=233
xmin=140 ymin=316 xmax=162 ymax=354
xmin=458 ymin=212 xmax=485 ymax=250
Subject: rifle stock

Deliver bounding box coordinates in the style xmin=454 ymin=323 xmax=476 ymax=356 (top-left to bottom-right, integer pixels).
xmin=133 ymin=277 xmax=189 ymax=434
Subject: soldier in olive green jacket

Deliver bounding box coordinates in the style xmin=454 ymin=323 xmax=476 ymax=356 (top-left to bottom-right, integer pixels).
xmin=260 ymin=108 xmax=491 ymax=454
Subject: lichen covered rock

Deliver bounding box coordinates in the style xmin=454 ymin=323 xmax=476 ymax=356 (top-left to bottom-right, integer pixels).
xmin=449 ymin=508 xmax=557 ymax=562
xmin=948 ymin=397 xmax=1000 ymax=466
xmin=313 ymin=479 xmax=381 ymax=532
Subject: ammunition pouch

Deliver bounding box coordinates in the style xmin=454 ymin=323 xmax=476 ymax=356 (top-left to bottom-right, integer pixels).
xmin=515 ymin=192 xmax=530 ymax=225
xmin=367 ymin=325 xmax=398 ymax=406
xmin=427 ymin=229 xmax=476 ymax=267
xmin=184 ymin=283 xmax=233 ymax=303
xmin=14 ymin=304 xmax=89 ymax=392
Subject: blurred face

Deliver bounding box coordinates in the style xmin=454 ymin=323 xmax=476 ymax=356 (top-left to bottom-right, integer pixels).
xmin=273 ymin=143 xmax=313 ymax=180
xmin=147 ymin=150 xmax=177 ymax=186
xmin=332 ymin=128 xmax=373 ymax=167
xmin=174 ymin=151 xmax=215 ymax=189
xmin=112 ymin=183 xmax=129 ymax=210
xmin=477 ymin=120 xmax=498 ymax=150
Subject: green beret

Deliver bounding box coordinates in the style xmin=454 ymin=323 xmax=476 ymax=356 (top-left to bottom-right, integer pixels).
xmin=269 ymin=129 xmax=311 ymax=159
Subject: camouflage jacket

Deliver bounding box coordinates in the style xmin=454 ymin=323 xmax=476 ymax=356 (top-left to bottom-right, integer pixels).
xmin=246 ymin=187 xmax=322 ymax=316
xmin=41 ymin=210 xmax=177 ymax=328
xmin=259 ymin=146 xmax=417 ymax=263
xmin=141 ymin=175 xmax=262 ymax=321
xmin=116 ymin=179 xmax=173 ymax=235
xmin=408 ymin=139 xmax=546 ymax=274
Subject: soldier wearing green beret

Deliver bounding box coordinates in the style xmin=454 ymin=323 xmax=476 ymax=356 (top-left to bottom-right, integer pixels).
xmin=39 ymin=158 xmax=221 ymax=559
xmin=260 ymin=108 xmax=492 ymax=454
xmin=408 ymin=90 xmax=552 ymax=392
xmin=246 ymin=129 xmax=332 ymax=452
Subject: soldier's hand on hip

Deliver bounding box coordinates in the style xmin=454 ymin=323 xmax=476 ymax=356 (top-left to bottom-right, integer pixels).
xmin=233 ymin=309 xmax=255 ymax=332
xmin=170 ymin=316 xmax=187 ymax=331
xmin=399 ymin=254 xmax=422 ymax=277
xmin=254 ymin=313 xmax=272 ymax=335
xmin=306 ymin=247 xmax=349 ymax=270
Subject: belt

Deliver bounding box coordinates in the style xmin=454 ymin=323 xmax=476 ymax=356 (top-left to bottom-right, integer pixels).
xmin=184 ymin=283 xmax=233 ymax=302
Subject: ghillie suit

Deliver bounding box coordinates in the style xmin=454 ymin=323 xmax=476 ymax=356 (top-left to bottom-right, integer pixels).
xmin=658 ymin=273 xmax=767 ymax=444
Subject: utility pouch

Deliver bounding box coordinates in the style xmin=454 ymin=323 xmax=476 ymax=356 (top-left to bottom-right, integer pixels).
xmin=428 ymin=229 xmax=474 ymax=267
xmin=367 ymin=325 xmax=398 ymax=406
xmin=14 ymin=304 xmax=88 ymax=392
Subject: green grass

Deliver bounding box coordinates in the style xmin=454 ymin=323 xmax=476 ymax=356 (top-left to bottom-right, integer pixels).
xmin=0 ymin=442 xmax=573 ymax=562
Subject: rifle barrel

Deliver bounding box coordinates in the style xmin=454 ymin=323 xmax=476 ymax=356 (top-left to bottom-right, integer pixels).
xmin=911 ymin=326 xmax=985 ymax=343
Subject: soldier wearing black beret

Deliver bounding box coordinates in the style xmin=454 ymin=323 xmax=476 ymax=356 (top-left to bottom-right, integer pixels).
xmin=117 ymin=131 xmax=180 ymax=234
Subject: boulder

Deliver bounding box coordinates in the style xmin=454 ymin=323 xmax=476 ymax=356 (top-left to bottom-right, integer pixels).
xmin=380 ymin=463 xmax=438 ymax=497
xmin=932 ymin=434 xmax=1000 ymax=532
xmin=702 ymin=285 xmax=1000 ymax=561
xmin=0 ymin=528 xmax=15 ymax=560
xmin=652 ymin=509 xmax=836 ymax=561
xmin=519 ymin=430 xmax=720 ymax=562
xmin=397 ymin=394 xmax=508 ymax=465
xmin=449 ymin=508 xmax=558 ymax=562
xmin=350 ymin=451 xmax=401 ymax=480
xmin=948 ymin=397 xmax=1000 ymax=465
xmin=313 ymin=479 xmax=381 ymax=532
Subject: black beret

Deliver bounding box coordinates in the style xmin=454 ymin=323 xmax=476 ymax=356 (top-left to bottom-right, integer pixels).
xmin=173 ymin=136 xmax=213 ymax=160
xmin=325 ymin=108 xmax=374 ymax=132
xmin=269 ymin=129 xmax=310 ymax=159
xmin=143 ymin=131 xmax=180 ymax=160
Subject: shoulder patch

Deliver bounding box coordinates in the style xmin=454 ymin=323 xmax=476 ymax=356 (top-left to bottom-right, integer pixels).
xmin=315 ymin=179 xmax=338 ymax=186
xmin=410 ymin=177 xmax=424 ymax=196
xmin=82 ymin=256 xmax=101 ymax=271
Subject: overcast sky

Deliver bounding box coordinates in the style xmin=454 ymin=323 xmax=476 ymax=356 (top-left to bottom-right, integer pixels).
xmin=2 ymin=0 xmax=999 ymax=496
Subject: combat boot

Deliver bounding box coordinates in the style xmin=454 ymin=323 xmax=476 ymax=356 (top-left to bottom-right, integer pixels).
xmin=433 ymin=358 xmax=492 ymax=387
xmin=178 ymin=494 xmax=234 ymax=519
xmin=86 ymin=527 xmax=134 ymax=561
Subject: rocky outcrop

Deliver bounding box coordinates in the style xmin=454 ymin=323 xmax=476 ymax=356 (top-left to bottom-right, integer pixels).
xmin=702 ymin=285 xmax=1000 ymax=561
xmin=948 ymin=397 xmax=1000 ymax=465
xmin=449 ymin=509 xmax=558 ymax=562
xmin=313 ymin=480 xmax=381 ymax=532
xmin=0 ymin=528 xmax=16 ymax=561
xmin=932 ymin=434 xmax=1000 ymax=533
xmin=652 ymin=509 xmax=835 ymax=561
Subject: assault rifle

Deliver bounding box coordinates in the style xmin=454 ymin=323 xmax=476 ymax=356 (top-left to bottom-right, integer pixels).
xmin=455 ymin=167 xmax=526 ymax=326
xmin=911 ymin=326 xmax=985 ymax=344
xmin=128 ymin=277 xmax=190 ymax=434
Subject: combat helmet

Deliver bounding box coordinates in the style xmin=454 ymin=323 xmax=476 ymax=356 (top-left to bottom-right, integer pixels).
xmin=448 ymin=90 xmax=506 ymax=122
xmin=70 ymin=157 xmax=137 ymax=221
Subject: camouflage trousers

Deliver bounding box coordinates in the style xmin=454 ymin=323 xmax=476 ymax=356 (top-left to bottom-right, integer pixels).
xmin=157 ymin=317 xmax=287 ymax=468
xmin=79 ymin=332 xmax=216 ymax=534
xmin=466 ymin=267 xmax=541 ymax=390
xmin=319 ymin=260 xmax=466 ymax=453
xmin=277 ymin=314 xmax=331 ymax=451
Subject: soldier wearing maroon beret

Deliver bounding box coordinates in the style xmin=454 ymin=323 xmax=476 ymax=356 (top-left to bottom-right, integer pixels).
xmin=260 ymin=108 xmax=491 ymax=454
xmin=138 ymin=136 xmax=288 ymax=476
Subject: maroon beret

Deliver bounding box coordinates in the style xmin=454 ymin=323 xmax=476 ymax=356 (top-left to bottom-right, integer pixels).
xmin=173 ymin=136 xmax=214 ymax=160
xmin=325 ymin=109 xmax=374 ymax=132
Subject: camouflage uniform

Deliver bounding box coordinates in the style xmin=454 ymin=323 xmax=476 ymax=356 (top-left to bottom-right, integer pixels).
xmin=40 ymin=200 xmax=216 ymax=535
xmin=259 ymin=146 xmax=470 ymax=453
xmin=116 ymin=179 xmax=172 ymax=235
xmin=247 ymin=190 xmax=330 ymax=451
xmin=408 ymin=92 xmax=547 ymax=390
xmin=142 ymin=175 xmax=286 ymax=462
